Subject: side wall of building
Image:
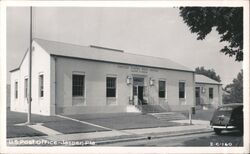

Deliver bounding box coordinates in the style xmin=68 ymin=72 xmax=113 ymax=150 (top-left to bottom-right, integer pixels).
xmin=10 ymin=70 xmax=21 ymax=111
xmin=195 ymin=83 xmax=222 ymax=109
xmin=55 ymin=56 xmax=195 ymax=114
xmin=10 ymin=41 xmax=52 ymax=115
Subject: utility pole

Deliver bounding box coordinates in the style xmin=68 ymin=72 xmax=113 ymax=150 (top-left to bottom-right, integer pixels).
xmin=27 ymin=6 xmax=32 ymax=124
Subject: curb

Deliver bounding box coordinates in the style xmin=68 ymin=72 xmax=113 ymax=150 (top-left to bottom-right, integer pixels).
xmin=95 ymin=129 xmax=213 ymax=145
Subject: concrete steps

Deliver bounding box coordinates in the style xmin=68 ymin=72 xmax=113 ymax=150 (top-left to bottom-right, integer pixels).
xmin=126 ymin=105 xmax=141 ymax=113
xmin=151 ymin=112 xmax=187 ymax=121
xmin=135 ymin=105 xmax=167 ymax=113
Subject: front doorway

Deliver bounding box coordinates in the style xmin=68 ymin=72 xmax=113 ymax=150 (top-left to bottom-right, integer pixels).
xmin=133 ymin=77 xmax=145 ymax=105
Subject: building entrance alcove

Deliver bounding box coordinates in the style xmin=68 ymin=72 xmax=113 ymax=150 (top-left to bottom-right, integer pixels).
xmin=133 ymin=77 xmax=146 ymax=105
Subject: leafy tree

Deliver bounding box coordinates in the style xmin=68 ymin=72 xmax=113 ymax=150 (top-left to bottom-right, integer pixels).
xmin=195 ymin=66 xmax=221 ymax=82
xmin=223 ymin=70 xmax=243 ymax=104
xmin=179 ymin=7 xmax=243 ymax=61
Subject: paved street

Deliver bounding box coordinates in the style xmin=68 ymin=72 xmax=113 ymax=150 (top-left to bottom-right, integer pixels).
xmin=101 ymin=131 xmax=243 ymax=147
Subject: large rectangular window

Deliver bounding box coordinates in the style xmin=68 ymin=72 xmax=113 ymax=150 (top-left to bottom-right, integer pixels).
xmin=179 ymin=82 xmax=185 ymax=98
xmin=39 ymin=74 xmax=44 ymax=97
xmin=24 ymin=78 xmax=28 ymax=98
xmin=106 ymin=77 xmax=116 ymax=97
xmin=159 ymin=80 xmax=166 ymax=98
xmin=15 ymin=81 xmax=18 ymax=99
xmin=72 ymin=74 xmax=85 ymax=97
xmin=209 ymin=88 xmax=213 ymax=99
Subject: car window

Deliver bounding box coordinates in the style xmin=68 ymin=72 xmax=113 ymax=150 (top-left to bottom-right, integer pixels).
xmin=218 ymin=106 xmax=243 ymax=111
xmin=218 ymin=106 xmax=234 ymax=111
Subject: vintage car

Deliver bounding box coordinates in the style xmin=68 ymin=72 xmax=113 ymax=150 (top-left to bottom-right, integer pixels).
xmin=210 ymin=103 xmax=243 ymax=135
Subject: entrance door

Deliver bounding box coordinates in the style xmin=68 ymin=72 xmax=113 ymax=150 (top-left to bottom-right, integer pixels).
xmin=133 ymin=77 xmax=144 ymax=105
xmin=138 ymin=86 xmax=144 ymax=105
xmin=195 ymin=87 xmax=201 ymax=105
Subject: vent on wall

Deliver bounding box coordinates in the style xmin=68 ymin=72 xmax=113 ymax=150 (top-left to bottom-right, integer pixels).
xmin=90 ymin=45 xmax=124 ymax=52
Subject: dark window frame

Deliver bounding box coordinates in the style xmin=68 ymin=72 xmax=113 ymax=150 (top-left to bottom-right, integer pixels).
xmin=72 ymin=74 xmax=85 ymax=97
xmin=159 ymin=80 xmax=166 ymax=98
xmin=15 ymin=81 xmax=18 ymax=99
xmin=209 ymin=87 xmax=213 ymax=99
xmin=106 ymin=77 xmax=116 ymax=98
xmin=39 ymin=74 xmax=44 ymax=98
xmin=179 ymin=82 xmax=185 ymax=99
xmin=24 ymin=78 xmax=28 ymax=98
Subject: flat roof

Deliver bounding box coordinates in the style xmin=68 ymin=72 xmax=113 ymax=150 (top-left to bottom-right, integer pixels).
xmin=195 ymin=74 xmax=222 ymax=85
xmin=34 ymin=38 xmax=193 ymax=72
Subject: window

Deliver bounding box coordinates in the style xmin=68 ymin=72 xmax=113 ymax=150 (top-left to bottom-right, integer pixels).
xmin=39 ymin=75 xmax=44 ymax=97
xmin=159 ymin=81 xmax=166 ymax=98
xmin=195 ymin=87 xmax=200 ymax=98
xmin=209 ymin=88 xmax=213 ymax=99
xmin=72 ymin=74 xmax=85 ymax=97
xmin=24 ymin=78 xmax=28 ymax=98
xmin=15 ymin=81 xmax=18 ymax=99
xmin=106 ymin=77 xmax=116 ymax=97
xmin=179 ymin=82 xmax=185 ymax=98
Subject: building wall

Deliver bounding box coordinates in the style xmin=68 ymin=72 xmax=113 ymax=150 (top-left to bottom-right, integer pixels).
xmin=7 ymin=84 xmax=11 ymax=108
xmin=55 ymin=56 xmax=195 ymax=114
xmin=10 ymin=41 xmax=52 ymax=115
xmin=195 ymin=83 xmax=222 ymax=109
xmin=10 ymin=70 xmax=21 ymax=111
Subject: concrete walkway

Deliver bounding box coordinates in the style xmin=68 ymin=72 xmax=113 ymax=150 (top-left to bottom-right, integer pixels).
xmin=28 ymin=123 xmax=62 ymax=135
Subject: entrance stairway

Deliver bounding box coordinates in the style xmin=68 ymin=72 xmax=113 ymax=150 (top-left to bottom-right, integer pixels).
xmin=135 ymin=104 xmax=167 ymax=113
xmin=150 ymin=112 xmax=187 ymax=121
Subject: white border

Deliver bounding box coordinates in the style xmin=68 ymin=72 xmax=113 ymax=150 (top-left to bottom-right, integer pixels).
xmin=0 ymin=0 xmax=249 ymax=154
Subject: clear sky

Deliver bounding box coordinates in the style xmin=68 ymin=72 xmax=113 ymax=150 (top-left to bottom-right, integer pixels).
xmin=7 ymin=7 xmax=242 ymax=85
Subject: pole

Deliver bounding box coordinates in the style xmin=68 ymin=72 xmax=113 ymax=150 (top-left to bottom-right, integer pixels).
xmin=27 ymin=6 xmax=32 ymax=124
xmin=189 ymin=107 xmax=192 ymax=125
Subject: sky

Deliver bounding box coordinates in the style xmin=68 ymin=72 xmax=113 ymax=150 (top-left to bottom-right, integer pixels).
xmin=7 ymin=7 xmax=242 ymax=85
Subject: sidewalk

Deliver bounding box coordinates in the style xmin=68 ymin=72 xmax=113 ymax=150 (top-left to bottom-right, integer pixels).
xmin=7 ymin=120 xmax=213 ymax=146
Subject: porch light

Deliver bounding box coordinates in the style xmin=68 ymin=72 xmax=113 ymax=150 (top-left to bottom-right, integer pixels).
xmin=126 ymin=76 xmax=132 ymax=85
xmin=149 ymin=78 xmax=155 ymax=86
xmin=202 ymin=87 xmax=206 ymax=93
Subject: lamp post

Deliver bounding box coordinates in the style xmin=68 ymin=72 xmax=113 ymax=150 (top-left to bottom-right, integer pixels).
xmin=27 ymin=6 xmax=32 ymax=124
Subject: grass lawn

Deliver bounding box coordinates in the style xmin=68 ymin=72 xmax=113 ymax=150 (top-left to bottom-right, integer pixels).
xmin=181 ymin=109 xmax=215 ymax=121
xmin=7 ymin=125 xmax=46 ymax=138
xmin=7 ymin=110 xmax=108 ymax=138
xmin=7 ymin=110 xmax=187 ymax=138
xmin=43 ymin=119 xmax=107 ymax=134
xmin=68 ymin=113 xmax=186 ymax=130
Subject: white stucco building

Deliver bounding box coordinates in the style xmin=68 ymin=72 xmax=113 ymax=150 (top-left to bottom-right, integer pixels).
xmin=195 ymin=74 xmax=222 ymax=109
xmin=10 ymin=39 xmax=222 ymax=116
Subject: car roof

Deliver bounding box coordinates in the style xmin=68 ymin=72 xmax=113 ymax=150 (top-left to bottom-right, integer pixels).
xmin=219 ymin=103 xmax=243 ymax=107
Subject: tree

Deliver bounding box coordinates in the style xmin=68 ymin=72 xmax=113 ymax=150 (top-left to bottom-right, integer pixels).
xmin=223 ymin=70 xmax=243 ymax=104
xmin=179 ymin=7 xmax=243 ymax=61
xmin=195 ymin=66 xmax=221 ymax=82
